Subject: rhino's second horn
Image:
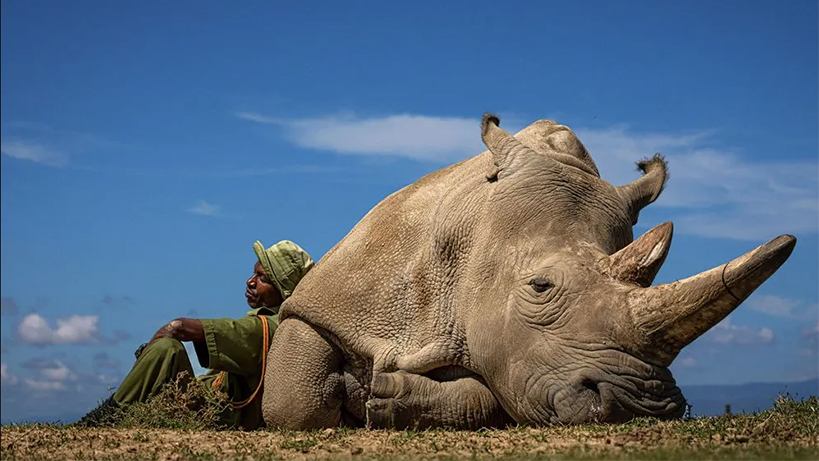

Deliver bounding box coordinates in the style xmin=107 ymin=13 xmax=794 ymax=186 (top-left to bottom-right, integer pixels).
xmin=602 ymin=221 xmax=674 ymax=288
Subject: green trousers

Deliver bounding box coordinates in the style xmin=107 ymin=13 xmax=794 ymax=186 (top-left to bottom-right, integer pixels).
xmin=112 ymin=338 xmax=263 ymax=429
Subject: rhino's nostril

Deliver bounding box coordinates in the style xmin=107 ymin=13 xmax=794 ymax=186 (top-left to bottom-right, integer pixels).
xmin=581 ymin=379 xmax=600 ymax=396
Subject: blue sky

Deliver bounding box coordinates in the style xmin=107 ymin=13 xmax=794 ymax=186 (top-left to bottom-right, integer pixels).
xmin=1 ymin=0 xmax=817 ymax=424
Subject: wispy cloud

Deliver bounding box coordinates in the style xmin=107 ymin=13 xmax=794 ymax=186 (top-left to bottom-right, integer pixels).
xmin=746 ymin=295 xmax=816 ymax=319
xmin=22 ymin=359 xmax=78 ymax=382
xmin=235 ymin=112 xmax=284 ymax=124
xmin=236 ymin=112 xmax=483 ymax=161
xmin=9 ymin=358 xmax=78 ymax=392
xmin=185 ymin=164 xmax=344 ymax=179
xmin=577 ymin=127 xmax=818 ymax=240
xmin=801 ymin=322 xmax=819 ymax=356
xmin=705 ymin=316 xmax=775 ymax=345
xmin=238 ymin=111 xmax=817 ymax=241
xmin=0 ymin=140 xmax=69 ymax=167
xmin=1 ymin=363 xmax=19 ymax=386
xmin=2 ymin=358 xmax=123 ymax=421
xmin=3 ymin=121 xmax=121 ymax=150
xmin=24 ymin=379 xmax=66 ymax=391
xmin=186 ymin=200 xmax=221 ymax=217
xmin=17 ymin=313 xmax=101 ymax=345
xmin=1 ymin=122 xmax=126 ymax=173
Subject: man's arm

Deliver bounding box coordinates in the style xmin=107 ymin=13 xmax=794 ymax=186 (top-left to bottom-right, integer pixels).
xmin=198 ymin=315 xmax=276 ymax=375
xmin=149 ymin=318 xmax=205 ymax=343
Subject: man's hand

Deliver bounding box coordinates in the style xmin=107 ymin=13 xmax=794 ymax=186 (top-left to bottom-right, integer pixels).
xmin=149 ymin=318 xmax=205 ymax=344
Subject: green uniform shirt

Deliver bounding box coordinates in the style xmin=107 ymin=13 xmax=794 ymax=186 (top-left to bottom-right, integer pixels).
xmin=193 ymin=306 xmax=279 ymax=430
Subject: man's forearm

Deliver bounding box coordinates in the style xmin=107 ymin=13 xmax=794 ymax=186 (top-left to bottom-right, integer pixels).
xmin=150 ymin=318 xmax=205 ymax=343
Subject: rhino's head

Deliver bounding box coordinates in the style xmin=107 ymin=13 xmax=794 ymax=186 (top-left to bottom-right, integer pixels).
xmin=466 ymin=115 xmax=796 ymax=425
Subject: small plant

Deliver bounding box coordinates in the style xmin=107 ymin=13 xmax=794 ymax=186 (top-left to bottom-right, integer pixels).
xmin=115 ymin=372 xmax=231 ymax=431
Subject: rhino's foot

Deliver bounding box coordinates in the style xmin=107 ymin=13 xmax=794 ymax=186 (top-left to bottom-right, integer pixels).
xmin=366 ymin=370 xmax=513 ymax=430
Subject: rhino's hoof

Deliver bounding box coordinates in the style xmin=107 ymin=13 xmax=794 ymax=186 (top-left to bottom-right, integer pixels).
xmin=366 ymin=398 xmax=401 ymax=429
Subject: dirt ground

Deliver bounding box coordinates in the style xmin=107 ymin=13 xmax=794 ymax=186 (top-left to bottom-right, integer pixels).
xmin=2 ymin=420 xmax=818 ymax=461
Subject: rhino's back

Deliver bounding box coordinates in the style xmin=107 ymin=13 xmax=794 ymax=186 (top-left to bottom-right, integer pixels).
xmin=282 ymin=152 xmax=494 ymax=359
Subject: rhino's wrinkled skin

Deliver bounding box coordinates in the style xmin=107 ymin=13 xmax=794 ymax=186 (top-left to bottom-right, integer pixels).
xmin=262 ymin=114 xmax=796 ymax=429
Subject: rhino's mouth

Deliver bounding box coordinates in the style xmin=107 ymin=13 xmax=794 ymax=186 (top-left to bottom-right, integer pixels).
xmin=509 ymin=348 xmax=685 ymax=425
xmin=550 ymin=358 xmax=686 ymax=424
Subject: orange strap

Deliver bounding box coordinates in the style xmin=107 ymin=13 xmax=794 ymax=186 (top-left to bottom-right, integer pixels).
xmin=211 ymin=315 xmax=271 ymax=410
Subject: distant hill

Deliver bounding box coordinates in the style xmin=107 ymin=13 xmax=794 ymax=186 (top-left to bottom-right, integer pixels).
xmin=681 ymin=378 xmax=819 ymax=417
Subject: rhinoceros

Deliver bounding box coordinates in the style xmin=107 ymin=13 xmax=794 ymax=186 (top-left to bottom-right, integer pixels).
xmin=261 ymin=114 xmax=796 ymax=429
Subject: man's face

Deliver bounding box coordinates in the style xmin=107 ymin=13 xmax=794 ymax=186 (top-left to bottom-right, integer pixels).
xmin=246 ymin=261 xmax=284 ymax=308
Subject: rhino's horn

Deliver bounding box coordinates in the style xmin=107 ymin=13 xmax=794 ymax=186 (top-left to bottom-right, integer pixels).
xmin=616 ymin=154 xmax=669 ymax=225
xmin=603 ymin=221 xmax=673 ymax=287
xmin=481 ymin=113 xmax=536 ymax=180
xmin=628 ymin=234 xmax=796 ymax=366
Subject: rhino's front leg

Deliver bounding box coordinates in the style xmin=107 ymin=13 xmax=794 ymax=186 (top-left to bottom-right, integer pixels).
xmin=366 ymin=370 xmax=514 ymax=430
xmin=262 ymin=317 xmax=346 ymax=429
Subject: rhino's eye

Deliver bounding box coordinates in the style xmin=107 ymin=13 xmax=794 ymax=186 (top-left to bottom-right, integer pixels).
xmin=529 ymin=277 xmax=554 ymax=293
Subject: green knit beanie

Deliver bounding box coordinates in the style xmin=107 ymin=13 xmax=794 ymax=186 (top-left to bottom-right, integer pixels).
xmin=253 ymin=240 xmax=314 ymax=299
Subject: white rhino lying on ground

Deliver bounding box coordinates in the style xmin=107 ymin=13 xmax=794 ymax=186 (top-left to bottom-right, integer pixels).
xmin=262 ymin=114 xmax=796 ymax=429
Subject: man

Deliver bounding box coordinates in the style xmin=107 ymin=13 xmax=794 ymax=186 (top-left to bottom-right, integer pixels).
xmin=77 ymin=239 xmax=314 ymax=429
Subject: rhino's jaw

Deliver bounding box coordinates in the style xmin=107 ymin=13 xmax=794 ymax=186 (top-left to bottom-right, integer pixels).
xmin=553 ymin=369 xmax=685 ymax=424
xmin=503 ymin=350 xmax=686 ymax=425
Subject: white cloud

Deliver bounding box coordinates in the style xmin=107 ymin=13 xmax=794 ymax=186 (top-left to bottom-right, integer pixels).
xmin=17 ymin=360 xmax=80 ymax=392
xmin=186 ymin=200 xmax=221 ymax=217
xmin=237 ymin=112 xmax=484 ymax=162
xmin=706 ymin=316 xmax=775 ymax=345
xmin=24 ymin=379 xmax=66 ymax=391
xmin=38 ymin=360 xmax=77 ymax=382
xmin=96 ymin=373 xmax=120 ymax=384
xmin=1 ymin=363 xmax=19 ymax=386
xmin=0 ymin=140 xmax=69 ymax=167
xmin=239 ymin=112 xmax=817 ymax=241
xmin=17 ymin=313 xmax=101 ymax=345
xmin=576 ymin=127 xmax=818 ymax=241
xmin=746 ymin=295 xmax=804 ymax=319
xmin=802 ymin=322 xmax=819 ymax=356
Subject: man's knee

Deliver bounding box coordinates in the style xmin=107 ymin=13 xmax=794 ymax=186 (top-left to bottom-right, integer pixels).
xmin=114 ymin=338 xmax=194 ymax=405
xmin=139 ymin=338 xmax=187 ymax=362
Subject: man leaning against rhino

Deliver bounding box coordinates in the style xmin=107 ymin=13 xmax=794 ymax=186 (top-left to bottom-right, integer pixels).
xmin=79 ymin=113 xmax=795 ymax=431
xmin=77 ymin=240 xmax=314 ymax=429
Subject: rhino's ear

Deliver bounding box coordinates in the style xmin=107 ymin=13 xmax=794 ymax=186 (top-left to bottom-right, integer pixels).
xmin=616 ymin=154 xmax=668 ymax=225
xmin=481 ymin=113 xmax=536 ymax=181
xmin=602 ymin=221 xmax=673 ymax=287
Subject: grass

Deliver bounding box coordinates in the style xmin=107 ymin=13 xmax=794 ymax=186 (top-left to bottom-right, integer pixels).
xmin=112 ymin=372 xmax=232 ymax=431
xmin=1 ymin=394 xmax=816 ymax=460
